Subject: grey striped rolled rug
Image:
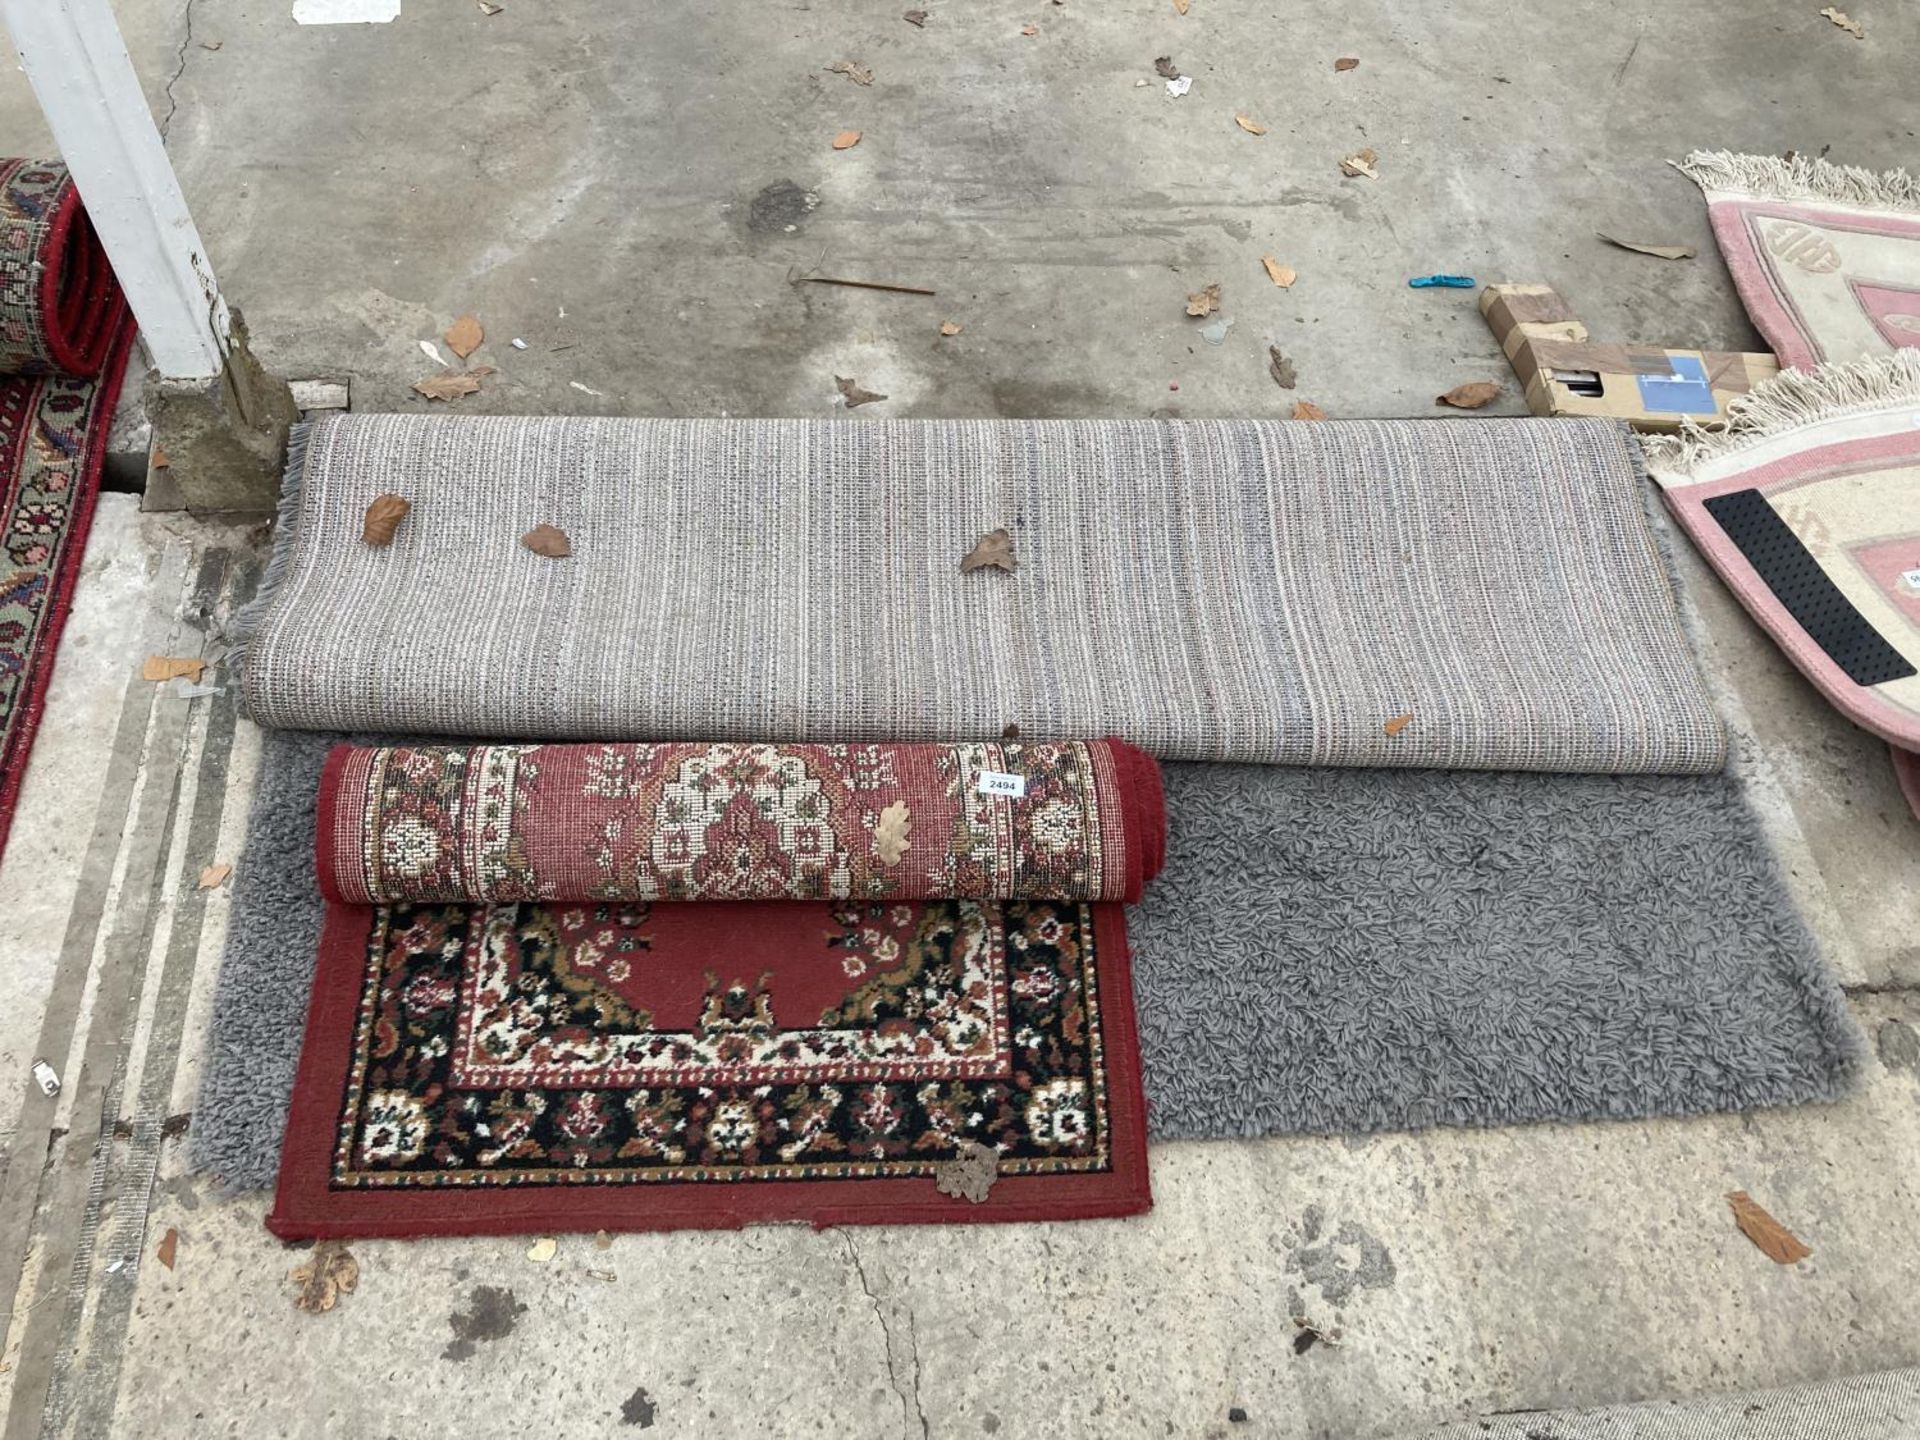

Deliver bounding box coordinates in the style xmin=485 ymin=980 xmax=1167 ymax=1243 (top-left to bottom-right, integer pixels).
xmin=237 ymin=414 xmax=1725 ymax=774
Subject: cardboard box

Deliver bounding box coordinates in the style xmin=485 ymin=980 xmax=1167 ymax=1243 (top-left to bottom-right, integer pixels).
xmin=1480 ymin=284 xmax=1778 ymax=432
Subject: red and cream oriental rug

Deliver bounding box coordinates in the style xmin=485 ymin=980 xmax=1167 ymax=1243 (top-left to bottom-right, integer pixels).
xmin=0 ymin=158 xmax=135 ymax=867
xmin=269 ymin=740 xmax=1161 ymax=1238
xmin=319 ymin=738 xmax=1165 ymax=906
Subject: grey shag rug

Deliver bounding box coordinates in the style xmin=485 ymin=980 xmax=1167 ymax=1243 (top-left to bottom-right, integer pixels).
xmin=1128 ymin=763 xmax=1861 ymax=1139
xmin=192 ymin=736 xmax=1863 ymax=1188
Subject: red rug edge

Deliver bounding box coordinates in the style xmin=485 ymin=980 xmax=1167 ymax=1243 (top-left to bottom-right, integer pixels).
xmin=266 ymin=900 xmax=1153 ymax=1239
xmin=0 ymin=319 xmax=137 ymax=873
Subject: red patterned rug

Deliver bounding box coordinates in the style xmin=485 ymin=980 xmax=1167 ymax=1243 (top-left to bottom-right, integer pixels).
xmin=270 ymin=898 xmax=1148 ymax=1237
xmin=269 ymin=740 xmax=1157 ymax=1237
xmin=0 ymin=158 xmax=135 ymax=868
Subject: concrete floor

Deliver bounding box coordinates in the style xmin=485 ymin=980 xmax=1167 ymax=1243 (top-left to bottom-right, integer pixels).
xmin=1 ymin=1 xmax=1918 ymax=1436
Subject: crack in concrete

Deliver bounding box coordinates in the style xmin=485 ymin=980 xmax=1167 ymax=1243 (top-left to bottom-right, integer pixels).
xmin=839 ymin=1231 xmax=930 ymax=1440
xmin=903 ymin=1309 xmax=931 ymax=1440
xmin=160 ymin=0 xmax=201 ymax=140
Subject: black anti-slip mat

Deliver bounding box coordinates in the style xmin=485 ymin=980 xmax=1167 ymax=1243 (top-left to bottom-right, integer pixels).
xmin=1704 ymin=487 xmax=1915 ymax=688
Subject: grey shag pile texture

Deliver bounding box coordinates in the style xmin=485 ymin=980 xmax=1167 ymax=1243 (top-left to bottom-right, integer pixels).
xmin=193 ymin=736 xmax=1862 ymax=1188
xmin=1129 ymin=763 xmax=1861 ymax=1138
xmin=194 ymin=730 xmax=336 ymax=1189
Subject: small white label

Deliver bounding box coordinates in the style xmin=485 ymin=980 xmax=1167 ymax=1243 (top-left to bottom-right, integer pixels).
xmin=31 ymin=1059 xmax=60 ymax=1096
xmin=292 ymin=0 xmax=400 ymax=22
xmin=1901 ymin=567 xmax=1920 ymax=593
xmin=977 ymin=770 xmax=1027 ymax=799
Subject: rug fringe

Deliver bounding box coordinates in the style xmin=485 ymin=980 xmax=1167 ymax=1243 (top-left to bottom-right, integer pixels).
xmin=1671 ymin=149 xmax=1920 ymax=213
xmin=1641 ymin=351 xmax=1920 ymax=476
xmin=225 ymin=417 xmax=312 ymax=694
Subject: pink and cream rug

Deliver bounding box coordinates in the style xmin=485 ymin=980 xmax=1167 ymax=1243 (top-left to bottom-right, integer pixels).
xmin=1676 ymin=151 xmax=1920 ymax=370
xmin=1642 ymin=354 xmax=1920 ymax=802
xmin=1671 ymin=152 xmax=1920 ymax=813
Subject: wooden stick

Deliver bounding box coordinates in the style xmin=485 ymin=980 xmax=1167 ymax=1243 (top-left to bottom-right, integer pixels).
xmin=793 ymin=275 xmax=937 ymax=296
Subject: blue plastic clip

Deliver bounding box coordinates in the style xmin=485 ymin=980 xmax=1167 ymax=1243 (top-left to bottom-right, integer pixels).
xmin=1409 ymin=274 xmax=1476 ymax=289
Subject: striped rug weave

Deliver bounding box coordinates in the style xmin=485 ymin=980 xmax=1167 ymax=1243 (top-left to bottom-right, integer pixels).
xmin=238 ymin=414 xmax=1726 ymax=773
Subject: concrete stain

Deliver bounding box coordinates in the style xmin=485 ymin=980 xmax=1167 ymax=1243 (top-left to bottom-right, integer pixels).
xmin=441 ymin=1286 xmax=528 ymax=1363
xmin=1287 ymin=1217 xmax=1397 ymax=1306
xmin=1300 ymin=1204 xmax=1326 ymax=1244
xmin=986 ymin=378 xmax=1114 ymax=419
xmin=620 ymin=1387 xmax=658 ymax=1427
xmin=747 ymin=180 xmax=819 ymax=234
xmin=1878 ymin=1019 xmax=1920 ymax=1076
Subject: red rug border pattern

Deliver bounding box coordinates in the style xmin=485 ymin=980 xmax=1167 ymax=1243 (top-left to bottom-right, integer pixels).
xmin=0 ymin=329 xmax=135 ymax=871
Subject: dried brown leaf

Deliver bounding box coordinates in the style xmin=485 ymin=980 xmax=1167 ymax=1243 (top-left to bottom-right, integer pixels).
xmin=831 ymin=129 xmax=863 ymax=150
xmin=874 ymin=800 xmax=913 ymax=864
xmin=142 ymin=656 xmax=206 ymax=684
xmin=521 ymin=523 xmax=572 ymax=558
xmin=1002 ymin=722 xmax=1020 ymax=739
xmin=1291 ymin=400 xmax=1328 ymax=420
xmin=1818 ymin=6 xmax=1864 ymax=37
xmin=290 ymin=1242 xmax=359 ymax=1313
xmin=1185 ymin=281 xmax=1221 ymax=317
xmin=960 ymin=528 xmax=1016 ymax=574
xmin=836 ymin=376 xmax=888 ymax=408
xmin=1261 ymin=257 xmax=1297 ymax=288
xmin=1339 ymin=147 xmax=1379 ymax=179
xmin=1728 ymin=1191 xmax=1812 ymax=1264
xmin=1234 ymin=112 xmax=1268 ymax=136
xmin=1437 ymin=380 xmax=1502 ymax=409
xmin=200 ymin=38 xmax=225 ymax=49
xmin=1596 ymin=233 xmax=1697 ymax=261
xmin=1383 ymin=713 xmax=1413 ymax=737
xmin=152 ymin=445 xmax=171 ymax=469
xmin=1334 ymin=56 xmax=1359 ymax=71
xmin=157 ymin=1227 xmax=178 ymax=1271
xmin=444 ymin=314 xmax=484 ymax=360
xmin=411 ymin=373 xmax=482 ymax=402
xmin=1267 ymin=346 xmax=1298 ymax=390
xmin=933 ymin=1140 xmax=1000 ymax=1203
xmin=1172 ymin=0 xmax=1189 ymax=14
xmin=198 ymin=862 xmax=234 ymax=890
xmin=826 ymin=59 xmax=874 ymax=84
xmin=1153 ymin=55 xmax=1181 ymax=79
xmin=593 ymin=1230 xmax=612 ymax=1250
xmin=939 ymin=320 xmax=963 ymax=336
xmin=362 ymin=494 xmax=410 ymax=546
xmin=902 ymin=8 xmax=928 ymax=24
xmin=1020 ymin=23 xmax=1038 ymax=35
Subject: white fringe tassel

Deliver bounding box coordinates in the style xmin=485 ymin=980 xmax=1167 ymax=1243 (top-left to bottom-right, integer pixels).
xmin=1641 ymin=351 xmax=1920 ymax=476
xmin=1672 ymin=149 xmax=1920 ymax=213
